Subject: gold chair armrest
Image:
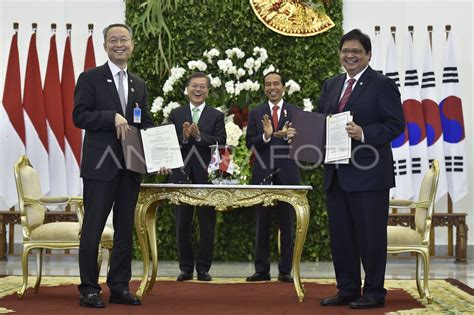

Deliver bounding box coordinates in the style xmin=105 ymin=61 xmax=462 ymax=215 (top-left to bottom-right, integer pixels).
xmin=389 ymin=199 xmax=415 ymax=208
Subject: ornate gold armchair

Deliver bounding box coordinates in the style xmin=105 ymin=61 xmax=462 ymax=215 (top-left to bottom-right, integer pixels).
xmin=14 ymin=155 xmax=113 ymax=299
xmin=387 ymin=159 xmax=440 ymax=303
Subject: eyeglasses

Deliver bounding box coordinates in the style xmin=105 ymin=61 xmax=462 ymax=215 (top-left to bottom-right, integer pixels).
xmin=107 ymin=37 xmax=131 ymax=45
xmin=340 ymin=48 xmax=364 ymax=56
xmin=190 ymin=84 xmax=208 ymax=90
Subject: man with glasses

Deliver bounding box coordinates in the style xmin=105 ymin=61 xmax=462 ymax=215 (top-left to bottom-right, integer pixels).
xmin=74 ymin=23 xmax=163 ymax=308
xmin=168 ymin=72 xmax=226 ymax=282
xmin=314 ymin=29 xmax=405 ymax=309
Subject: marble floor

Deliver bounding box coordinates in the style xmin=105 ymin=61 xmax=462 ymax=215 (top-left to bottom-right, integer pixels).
xmin=1 ymin=253 xmax=473 ymax=288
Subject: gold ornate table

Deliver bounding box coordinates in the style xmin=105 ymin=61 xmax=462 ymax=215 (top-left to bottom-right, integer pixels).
xmin=134 ymin=183 xmax=312 ymax=302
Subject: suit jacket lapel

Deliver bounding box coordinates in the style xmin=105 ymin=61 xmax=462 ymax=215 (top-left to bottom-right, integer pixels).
xmin=344 ymin=68 xmax=371 ymax=112
xmin=102 ymin=63 xmax=123 ymax=114
xmin=127 ymin=72 xmax=136 ymax=111
xmin=327 ymin=75 xmax=346 ymax=114
xmin=197 ymin=105 xmax=210 ymax=128
xmin=279 ymin=102 xmax=290 ymax=129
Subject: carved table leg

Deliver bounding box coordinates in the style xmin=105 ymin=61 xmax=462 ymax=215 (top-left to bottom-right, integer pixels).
xmin=455 ymin=221 xmax=468 ymax=263
xmin=134 ymin=198 xmax=152 ymax=298
xmin=287 ymin=193 xmax=310 ymax=302
xmin=0 ymin=215 xmax=6 ymax=260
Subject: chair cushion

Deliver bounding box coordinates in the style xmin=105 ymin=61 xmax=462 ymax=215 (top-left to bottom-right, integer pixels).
xmin=29 ymin=222 xmax=80 ymax=241
xmin=387 ymin=226 xmax=423 ymax=246
xmin=29 ymin=222 xmax=114 ymax=242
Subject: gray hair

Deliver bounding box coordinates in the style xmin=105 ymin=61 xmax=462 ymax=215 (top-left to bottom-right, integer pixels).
xmin=103 ymin=23 xmax=133 ymax=41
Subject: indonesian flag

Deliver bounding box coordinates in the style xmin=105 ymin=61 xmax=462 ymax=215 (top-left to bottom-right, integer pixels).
xmin=84 ymin=32 xmax=96 ymax=71
xmin=420 ymin=33 xmax=448 ymax=202
xmin=43 ymin=32 xmax=67 ymax=197
xmin=0 ymin=30 xmax=25 ymax=208
xmin=62 ymin=33 xmax=82 ymax=196
xmin=219 ymin=147 xmax=234 ymax=174
xmin=385 ymin=34 xmax=413 ymax=200
xmin=207 ymin=143 xmax=220 ymax=174
xmin=440 ymin=31 xmax=468 ymax=203
xmin=402 ymin=31 xmax=430 ymax=199
xmin=23 ymin=30 xmax=50 ymax=194
xmin=370 ymin=28 xmax=383 ymax=73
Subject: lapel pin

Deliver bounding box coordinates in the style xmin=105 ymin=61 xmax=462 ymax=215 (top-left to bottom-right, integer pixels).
xmin=359 ymin=82 xmax=363 ymax=85
xmin=107 ymin=79 xmax=112 ymax=83
xmin=284 ymin=109 xmax=287 ymax=117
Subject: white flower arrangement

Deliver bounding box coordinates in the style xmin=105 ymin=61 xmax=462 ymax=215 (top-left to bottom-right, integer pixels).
xmin=151 ymin=46 xmax=310 ymax=136
xmin=303 ymin=98 xmax=314 ymax=112
xmin=225 ymin=115 xmax=244 ymax=147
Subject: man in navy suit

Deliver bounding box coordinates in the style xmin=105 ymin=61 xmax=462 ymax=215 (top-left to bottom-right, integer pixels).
xmin=316 ymin=29 xmax=405 ymax=309
xmin=168 ymin=72 xmax=226 ymax=282
xmin=73 ymin=23 xmax=158 ymax=308
xmin=245 ymin=72 xmax=301 ymax=283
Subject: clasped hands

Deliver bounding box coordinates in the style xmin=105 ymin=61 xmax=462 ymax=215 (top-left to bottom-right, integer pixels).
xmin=182 ymin=121 xmax=200 ymax=141
xmin=262 ymin=114 xmax=297 ymax=142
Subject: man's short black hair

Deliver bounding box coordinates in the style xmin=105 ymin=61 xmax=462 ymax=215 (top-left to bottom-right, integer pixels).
xmin=339 ymin=29 xmax=371 ymax=54
xmin=186 ymin=72 xmax=210 ymax=87
xmin=263 ymin=71 xmax=287 ymax=85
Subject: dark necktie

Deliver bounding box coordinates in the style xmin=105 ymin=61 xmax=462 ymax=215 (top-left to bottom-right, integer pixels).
xmin=337 ymin=78 xmax=356 ymax=112
xmin=272 ymin=105 xmax=279 ymax=130
xmin=118 ymin=70 xmax=126 ymax=114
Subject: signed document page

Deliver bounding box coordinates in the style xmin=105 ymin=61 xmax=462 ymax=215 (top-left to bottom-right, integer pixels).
xmin=140 ymin=124 xmax=184 ymax=172
xmin=324 ymin=111 xmax=352 ymax=164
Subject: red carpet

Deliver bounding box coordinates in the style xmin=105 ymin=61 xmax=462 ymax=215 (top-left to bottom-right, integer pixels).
xmin=0 ymin=279 xmax=424 ymax=314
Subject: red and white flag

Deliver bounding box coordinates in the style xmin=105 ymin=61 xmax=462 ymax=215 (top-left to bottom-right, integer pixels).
xmin=84 ymin=31 xmax=96 ymax=71
xmin=219 ymin=147 xmax=234 ymax=174
xmin=439 ymin=31 xmax=468 ymax=203
xmin=420 ymin=32 xmax=448 ymax=202
xmin=61 ymin=32 xmax=82 ymax=196
xmin=44 ymin=31 xmax=67 ymax=197
xmin=402 ymin=31 xmax=430 ymax=199
xmin=0 ymin=29 xmax=25 ymax=208
xmin=385 ymin=34 xmax=413 ymax=200
xmin=23 ymin=30 xmax=50 ymax=194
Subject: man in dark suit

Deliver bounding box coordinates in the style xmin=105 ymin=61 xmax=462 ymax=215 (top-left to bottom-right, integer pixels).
xmin=245 ymin=71 xmax=301 ymax=283
xmin=168 ymin=72 xmax=226 ymax=282
xmin=316 ymin=29 xmax=405 ymax=309
xmin=73 ymin=23 xmax=157 ymax=308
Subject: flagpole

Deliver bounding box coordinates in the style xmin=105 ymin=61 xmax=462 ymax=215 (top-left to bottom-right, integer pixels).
xmin=428 ymin=25 xmax=433 ymax=50
xmin=390 ymin=25 xmax=398 ymax=216
xmin=445 ymin=24 xmax=454 ymax=257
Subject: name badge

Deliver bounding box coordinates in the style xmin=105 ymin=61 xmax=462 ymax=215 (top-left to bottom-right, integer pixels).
xmin=133 ymin=103 xmax=142 ymax=123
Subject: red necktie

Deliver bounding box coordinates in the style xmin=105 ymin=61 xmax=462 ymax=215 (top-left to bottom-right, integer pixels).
xmin=272 ymin=105 xmax=279 ymax=130
xmin=337 ymin=78 xmax=356 ymax=112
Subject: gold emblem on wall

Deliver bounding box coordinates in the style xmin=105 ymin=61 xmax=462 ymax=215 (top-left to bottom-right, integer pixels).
xmin=249 ymin=0 xmax=335 ymax=37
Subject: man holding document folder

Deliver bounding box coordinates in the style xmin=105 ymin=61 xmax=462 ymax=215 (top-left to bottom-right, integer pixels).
xmin=310 ymin=29 xmax=405 ymax=309
xmin=73 ymin=24 xmax=166 ymax=308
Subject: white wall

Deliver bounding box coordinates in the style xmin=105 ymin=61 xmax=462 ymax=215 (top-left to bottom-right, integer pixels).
xmin=343 ymin=0 xmax=474 ymax=247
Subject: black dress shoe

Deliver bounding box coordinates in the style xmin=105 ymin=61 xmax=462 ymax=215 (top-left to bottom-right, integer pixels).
xmin=109 ymin=290 xmax=141 ymax=305
xmin=350 ymin=296 xmax=385 ymax=309
xmin=246 ymin=272 xmax=271 ymax=282
xmin=177 ymin=271 xmax=193 ymax=281
xmin=197 ymin=272 xmax=212 ymax=281
xmin=320 ymin=294 xmax=361 ymax=306
xmin=277 ymin=272 xmax=293 ymax=283
xmin=79 ymin=293 xmax=105 ymax=308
